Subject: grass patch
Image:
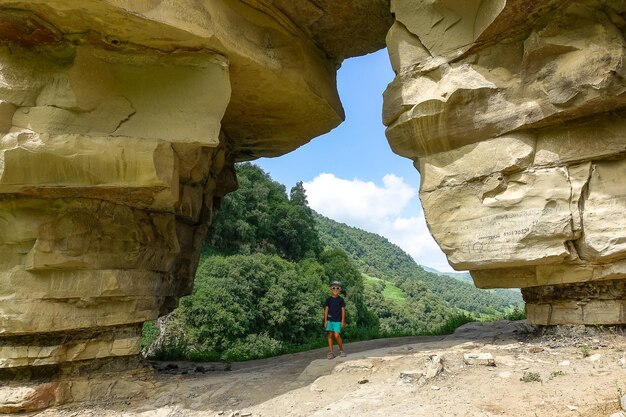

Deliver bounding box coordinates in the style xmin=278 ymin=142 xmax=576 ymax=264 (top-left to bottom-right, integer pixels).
xmin=549 ymin=370 xmax=565 ymax=379
xmin=520 ymin=372 xmax=542 ymax=382
xmin=149 ymin=335 xmax=190 ymax=361
xmin=364 ymin=274 xmax=407 ymax=305
xmin=580 ymin=344 xmax=591 ymax=358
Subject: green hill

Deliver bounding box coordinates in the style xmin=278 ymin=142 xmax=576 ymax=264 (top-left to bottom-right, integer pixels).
xmin=314 ymin=213 xmax=523 ymax=315
xmin=143 ymin=163 xmax=523 ymax=362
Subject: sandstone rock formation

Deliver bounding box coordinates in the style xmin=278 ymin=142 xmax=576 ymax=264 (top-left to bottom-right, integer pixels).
xmin=0 ymin=0 xmax=392 ymax=412
xmin=3 ymin=0 xmax=626 ymax=412
xmin=383 ymin=0 xmax=626 ymax=326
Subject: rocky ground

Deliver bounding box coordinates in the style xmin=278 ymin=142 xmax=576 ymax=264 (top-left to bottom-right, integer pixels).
xmin=26 ymin=321 xmax=626 ymax=417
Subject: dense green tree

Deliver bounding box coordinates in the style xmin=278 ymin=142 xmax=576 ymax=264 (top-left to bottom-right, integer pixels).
xmin=289 ymin=181 xmax=309 ymax=207
xmin=181 ymin=254 xmax=328 ymax=353
xmin=207 ymin=164 xmax=321 ymax=261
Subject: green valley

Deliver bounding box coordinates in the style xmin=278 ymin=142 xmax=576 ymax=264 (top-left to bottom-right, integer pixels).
xmin=142 ymin=164 xmax=524 ymax=362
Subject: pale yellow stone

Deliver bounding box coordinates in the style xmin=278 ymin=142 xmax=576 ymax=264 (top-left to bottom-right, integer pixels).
xmin=0 ymin=133 xmax=179 ymax=209
xmin=0 ymin=297 xmax=158 ymax=334
xmin=578 ymin=159 xmax=626 ymax=262
xmin=390 ymin=0 xmax=506 ymax=62
xmin=474 ymin=258 xmax=626 ymax=289
xmin=385 ymin=1 xmax=626 ymax=325
xmin=383 ymin=63 xmax=498 ymax=144
xmin=0 ymin=269 xmax=173 ymax=299
xmin=1 ymin=0 xmax=346 ymax=156
xmin=176 ymin=184 xmax=204 ymax=222
xmin=110 ymin=337 xmax=141 ymax=356
xmin=12 ymin=47 xmax=231 ymax=145
xmin=419 ymin=134 xmax=535 ymax=191
xmin=385 ymin=1 xmax=626 ymax=159
xmin=0 ymin=101 xmax=16 ymax=133
xmin=422 ymin=167 xmax=575 ymax=270
xmin=386 ymin=21 xmax=437 ymax=75
xmin=20 ymin=201 xmax=180 ymax=272
xmin=567 ymin=162 xmax=592 ymax=237
xmin=0 ymin=44 xmax=59 ymax=107
xmin=526 ymin=300 xmax=626 ymax=325
xmin=472 ymin=267 xmax=539 ymax=289
xmin=534 ymin=114 xmax=626 ymax=166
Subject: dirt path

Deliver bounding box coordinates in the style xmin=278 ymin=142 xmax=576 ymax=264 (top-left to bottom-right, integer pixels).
xmin=30 ymin=321 xmax=626 ymax=417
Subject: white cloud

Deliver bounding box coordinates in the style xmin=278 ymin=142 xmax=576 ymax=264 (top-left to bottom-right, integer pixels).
xmin=304 ymin=173 xmax=415 ymax=224
xmin=304 ymin=173 xmax=455 ymax=272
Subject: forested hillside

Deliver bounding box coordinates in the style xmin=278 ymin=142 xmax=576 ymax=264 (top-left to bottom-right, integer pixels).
xmin=315 ymin=215 xmax=523 ymax=314
xmin=143 ymin=164 xmax=523 ymax=362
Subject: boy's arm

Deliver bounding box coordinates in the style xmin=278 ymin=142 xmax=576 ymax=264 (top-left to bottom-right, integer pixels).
xmin=341 ymin=307 xmax=346 ymax=329
xmin=323 ymin=306 xmax=328 ymax=326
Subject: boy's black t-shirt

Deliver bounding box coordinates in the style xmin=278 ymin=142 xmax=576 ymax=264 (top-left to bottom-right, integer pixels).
xmin=325 ymin=296 xmax=345 ymax=322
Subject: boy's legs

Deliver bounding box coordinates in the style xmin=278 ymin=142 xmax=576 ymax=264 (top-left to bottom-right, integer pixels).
xmin=334 ymin=332 xmax=343 ymax=352
xmin=327 ymin=331 xmax=334 ymax=353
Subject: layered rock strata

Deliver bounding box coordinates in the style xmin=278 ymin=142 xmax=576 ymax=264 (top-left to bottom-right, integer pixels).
xmin=383 ymin=0 xmax=626 ymax=325
xmin=0 ymin=0 xmax=392 ymax=412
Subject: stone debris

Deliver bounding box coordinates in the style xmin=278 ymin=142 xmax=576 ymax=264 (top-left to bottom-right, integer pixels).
xmin=586 ymin=354 xmax=602 ymax=362
xmin=424 ymin=355 xmax=444 ymax=380
xmin=621 ymin=394 xmax=626 ymax=411
xmin=398 ymin=355 xmax=444 ymax=385
xmin=463 ymin=353 xmax=495 ymax=366
xmin=398 ymin=370 xmax=422 ymax=384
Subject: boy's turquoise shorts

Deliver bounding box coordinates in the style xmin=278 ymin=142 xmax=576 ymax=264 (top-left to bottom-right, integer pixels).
xmin=326 ymin=321 xmax=342 ymax=333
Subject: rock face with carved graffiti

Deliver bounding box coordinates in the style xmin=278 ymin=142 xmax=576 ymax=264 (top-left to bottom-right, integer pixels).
xmin=383 ymin=0 xmax=626 ymax=326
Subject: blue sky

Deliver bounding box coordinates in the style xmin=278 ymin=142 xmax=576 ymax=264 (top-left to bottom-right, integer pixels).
xmin=257 ymin=49 xmax=454 ymax=272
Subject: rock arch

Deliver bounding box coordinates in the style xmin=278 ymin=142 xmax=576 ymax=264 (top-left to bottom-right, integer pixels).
xmin=0 ymin=0 xmax=624 ymax=412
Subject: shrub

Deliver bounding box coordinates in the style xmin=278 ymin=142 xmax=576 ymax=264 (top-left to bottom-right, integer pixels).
xmin=520 ymin=372 xmax=541 ymax=382
xmin=149 ymin=335 xmax=190 ymax=361
xmin=501 ymin=307 xmax=526 ymax=321
xmin=222 ymin=333 xmax=284 ymax=362
xmin=580 ymin=344 xmax=591 ymax=358
xmin=428 ymin=313 xmax=476 ymax=336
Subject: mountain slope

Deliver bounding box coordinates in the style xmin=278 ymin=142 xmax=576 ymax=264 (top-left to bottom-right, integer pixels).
xmin=314 ymin=213 xmax=523 ymax=314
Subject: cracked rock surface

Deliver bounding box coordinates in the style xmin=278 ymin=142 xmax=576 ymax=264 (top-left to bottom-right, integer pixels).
xmin=383 ymin=0 xmax=626 ymax=325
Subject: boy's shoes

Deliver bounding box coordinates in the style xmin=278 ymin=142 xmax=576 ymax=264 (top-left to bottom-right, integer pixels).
xmin=327 ymin=351 xmax=334 ymax=360
xmin=339 ymin=350 xmax=346 ymax=357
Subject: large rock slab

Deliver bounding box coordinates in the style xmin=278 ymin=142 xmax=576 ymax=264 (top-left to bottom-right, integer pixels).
xmin=0 ymin=0 xmax=392 ymax=411
xmin=0 ymin=0 xmax=390 ymax=158
xmin=383 ymin=0 xmax=626 ymax=325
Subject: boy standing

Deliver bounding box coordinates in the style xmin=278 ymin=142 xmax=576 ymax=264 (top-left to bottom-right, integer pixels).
xmin=323 ymin=280 xmax=346 ymax=359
